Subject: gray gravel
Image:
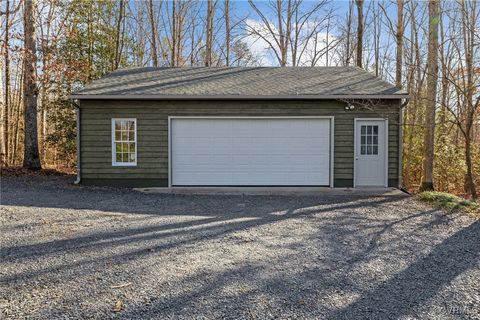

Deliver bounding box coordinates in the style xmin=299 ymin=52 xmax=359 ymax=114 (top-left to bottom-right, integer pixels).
xmin=1 ymin=175 xmax=479 ymax=319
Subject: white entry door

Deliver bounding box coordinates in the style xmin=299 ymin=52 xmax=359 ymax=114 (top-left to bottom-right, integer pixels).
xmin=355 ymin=119 xmax=387 ymax=187
xmin=170 ymin=117 xmax=332 ymax=186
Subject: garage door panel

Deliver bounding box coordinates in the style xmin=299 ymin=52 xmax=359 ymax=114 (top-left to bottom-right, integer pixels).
xmin=171 ymin=118 xmax=331 ymax=186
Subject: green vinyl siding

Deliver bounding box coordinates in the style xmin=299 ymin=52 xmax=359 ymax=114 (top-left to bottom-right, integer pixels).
xmin=79 ymin=99 xmax=401 ymax=187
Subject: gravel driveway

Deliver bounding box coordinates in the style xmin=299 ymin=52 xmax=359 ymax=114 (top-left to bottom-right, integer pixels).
xmin=1 ymin=175 xmax=479 ymax=319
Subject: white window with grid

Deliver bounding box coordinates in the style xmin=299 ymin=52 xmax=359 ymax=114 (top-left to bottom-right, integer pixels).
xmin=111 ymin=118 xmax=137 ymax=166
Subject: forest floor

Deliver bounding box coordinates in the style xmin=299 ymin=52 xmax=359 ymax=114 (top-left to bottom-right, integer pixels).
xmin=1 ymin=175 xmax=479 ymax=319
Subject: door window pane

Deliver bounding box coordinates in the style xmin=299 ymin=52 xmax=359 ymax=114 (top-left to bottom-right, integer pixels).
xmin=360 ymin=124 xmax=379 ymax=155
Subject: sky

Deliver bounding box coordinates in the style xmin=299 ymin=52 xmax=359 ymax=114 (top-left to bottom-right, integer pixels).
xmin=1 ymin=0 xmax=404 ymax=75
xmin=225 ymin=0 xmax=399 ymax=67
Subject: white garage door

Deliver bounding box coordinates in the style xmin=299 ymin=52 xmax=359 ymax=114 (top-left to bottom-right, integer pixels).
xmin=170 ymin=118 xmax=331 ymax=186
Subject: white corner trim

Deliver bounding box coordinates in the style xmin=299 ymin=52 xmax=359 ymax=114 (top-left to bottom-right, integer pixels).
xmin=168 ymin=116 xmax=172 ymax=187
xmin=385 ymin=119 xmax=389 ymax=187
xmin=330 ymin=117 xmax=335 ymax=188
xmin=74 ymin=106 xmax=81 ymax=184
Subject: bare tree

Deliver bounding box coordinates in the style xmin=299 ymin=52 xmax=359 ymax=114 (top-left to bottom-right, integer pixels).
xmin=307 ymin=14 xmax=341 ymax=67
xmin=289 ymin=0 xmax=333 ymax=66
xmin=396 ymin=0 xmax=404 ymax=88
xmin=188 ymin=4 xmax=201 ymax=66
xmin=165 ymin=0 xmax=188 ymax=67
xmin=131 ymin=2 xmax=146 ymax=66
xmin=246 ymin=0 xmax=292 ymax=66
xmin=345 ymin=0 xmax=354 ymax=66
xmin=224 ymin=0 xmax=230 ymax=66
xmin=372 ymin=2 xmax=379 ymax=75
xmin=22 ymin=0 xmax=41 ymax=169
xmin=246 ymin=0 xmax=330 ymax=67
xmin=147 ymin=0 xmax=159 ymax=67
xmin=458 ymin=0 xmax=479 ymax=200
xmin=403 ymin=0 xmax=428 ymax=189
xmin=113 ymin=0 xmax=125 ymax=70
xmin=442 ymin=0 xmax=479 ymax=200
xmin=420 ymin=0 xmax=440 ymax=191
xmin=355 ymin=0 xmax=364 ymax=68
xmin=3 ymin=0 xmax=10 ymax=164
xmin=205 ymin=0 xmax=214 ymax=66
xmin=171 ymin=0 xmax=177 ymax=66
xmin=378 ymin=0 xmax=404 ymax=85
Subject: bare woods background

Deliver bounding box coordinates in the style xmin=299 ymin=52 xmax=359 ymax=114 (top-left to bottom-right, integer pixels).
xmin=0 ymin=0 xmax=478 ymax=198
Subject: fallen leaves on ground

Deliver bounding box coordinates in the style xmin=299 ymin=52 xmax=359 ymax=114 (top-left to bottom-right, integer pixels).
xmin=112 ymin=300 xmax=124 ymax=312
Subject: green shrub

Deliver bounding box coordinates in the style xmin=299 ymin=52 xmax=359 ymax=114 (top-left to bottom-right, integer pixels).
xmin=417 ymin=191 xmax=479 ymax=214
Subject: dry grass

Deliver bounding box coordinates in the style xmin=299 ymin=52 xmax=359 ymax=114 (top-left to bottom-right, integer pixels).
xmin=416 ymin=191 xmax=479 ymax=216
xmin=0 ymin=166 xmax=74 ymax=177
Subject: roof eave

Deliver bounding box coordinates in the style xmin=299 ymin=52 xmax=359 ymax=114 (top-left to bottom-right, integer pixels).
xmin=69 ymin=94 xmax=410 ymax=101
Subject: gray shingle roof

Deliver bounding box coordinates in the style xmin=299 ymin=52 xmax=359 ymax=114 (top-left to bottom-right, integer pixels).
xmin=71 ymin=66 xmax=408 ymax=100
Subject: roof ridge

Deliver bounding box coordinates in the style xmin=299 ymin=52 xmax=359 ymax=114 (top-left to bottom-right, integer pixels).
xmin=72 ymin=66 xmax=409 ymax=99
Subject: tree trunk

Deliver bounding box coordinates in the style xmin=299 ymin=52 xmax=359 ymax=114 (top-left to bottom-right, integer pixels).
xmin=13 ymin=100 xmax=20 ymax=165
xmin=275 ymin=0 xmax=292 ymax=67
xmin=373 ymin=5 xmax=379 ymax=76
xmin=113 ymin=0 xmax=125 ymax=70
xmin=3 ymin=0 xmax=10 ymax=165
xmin=325 ymin=17 xmax=330 ymax=66
xmin=461 ymin=0 xmax=478 ymax=200
xmin=345 ymin=1 xmax=353 ymax=66
xmin=22 ymin=0 xmax=41 ymax=170
xmin=355 ymin=0 xmax=364 ymax=68
xmin=395 ymin=0 xmax=404 ymax=88
xmin=171 ymin=0 xmax=177 ymax=66
xmin=224 ymin=0 xmax=230 ymax=66
xmin=147 ymin=0 xmax=158 ymax=67
xmin=190 ymin=13 xmax=196 ymax=66
xmin=420 ymin=0 xmax=439 ymax=191
xmin=464 ymin=125 xmax=477 ymax=201
xmin=176 ymin=1 xmax=185 ymax=66
xmin=12 ymin=61 xmax=22 ymax=165
xmin=86 ymin=5 xmax=92 ymax=80
xmin=205 ymin=0 xmax=214 ymax=66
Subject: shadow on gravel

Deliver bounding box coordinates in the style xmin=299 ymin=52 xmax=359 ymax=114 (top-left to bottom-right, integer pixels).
xmin=0 ymin=195 xmax=409 ymax=283
xmin=1 ymin=176 xmax=410 ymax=265
xmin=3 ymin=176 xmax=474 ymax=318
xmin=1 ymin=176 xmax=406 ymax=217
xmin=112 ymin=219 xmax=480 ymax=319
xmin=106 ymin=218 xmax=479 ymax=319
xmin=0 ymin=194 xmax=407 ymax=261
xmin=328 ymin=219 xmax=480 ymax=319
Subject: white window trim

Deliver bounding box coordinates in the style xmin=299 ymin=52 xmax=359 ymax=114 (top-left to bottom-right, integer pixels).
xmin=111 ymin=118 xmax=137 ymax=167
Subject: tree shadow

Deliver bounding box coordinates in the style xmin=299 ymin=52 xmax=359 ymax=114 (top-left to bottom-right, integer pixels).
xmin=111 ymin=219 xmax=479 ymax=319
xmin=1 ymin=193 xmax=405 ymax=282
xmin=327 ymin=219 xmax=480 ymax=319
xmin=3 ymin=176 xmax=474 ymax=319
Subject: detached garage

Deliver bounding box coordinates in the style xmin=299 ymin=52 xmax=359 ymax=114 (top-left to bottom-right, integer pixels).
xmin=70 ymin=67 xmax=408 ymax=188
